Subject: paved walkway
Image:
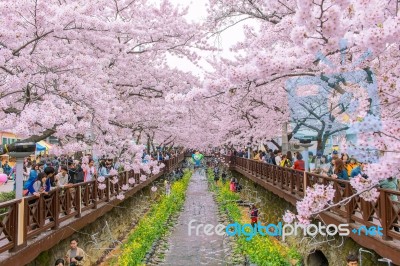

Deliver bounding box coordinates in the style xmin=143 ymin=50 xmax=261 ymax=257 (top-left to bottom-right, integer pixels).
xmin=162 ymin=170 xmax=228 ymax=265
xmin=0 ymin=180 xmax=14 ymax=193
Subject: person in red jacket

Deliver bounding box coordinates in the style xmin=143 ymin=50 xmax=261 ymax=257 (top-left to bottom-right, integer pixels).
xmin=250 ymin=204 xmax=259 ymax=228
xmin=293 ymin=153 xmax=305 ymax=171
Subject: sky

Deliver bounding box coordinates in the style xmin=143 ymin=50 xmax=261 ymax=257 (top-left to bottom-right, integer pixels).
xmin=166 ymin=0 xmax=247 ymax=79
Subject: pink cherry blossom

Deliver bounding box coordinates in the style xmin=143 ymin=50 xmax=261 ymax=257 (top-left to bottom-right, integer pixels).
xmin=82 ymin=156 xmax=89 ymax=164
xmin=111 ymin=177 xmax=119 ymax=185
xmin=283 ymin=211 xmax=296 ymax=224
xmin=152 ymin=167 xmax=160 ymax=175
xmin=109 ymin=169 xmax=118 ymax=176
xmin=1 ymin=0 xmax=399 ymax=227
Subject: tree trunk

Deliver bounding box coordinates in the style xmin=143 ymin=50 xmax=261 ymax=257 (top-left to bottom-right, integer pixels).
xmin=146 ymin=136 xmax=151 ymax=154
xmin=317 ymin=135 xmax=330 ymax=155
xmin=268 ymin=139 xmax=282 ymax=150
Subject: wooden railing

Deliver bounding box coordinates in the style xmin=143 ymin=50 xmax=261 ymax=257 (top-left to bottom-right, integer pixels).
xmin=0 ymin=154 xmax=184 ymax=254
xmin=226 ymin=156 xmax=400 ymax=242
xmin=0 ymin=199 xmax=19 ymax=253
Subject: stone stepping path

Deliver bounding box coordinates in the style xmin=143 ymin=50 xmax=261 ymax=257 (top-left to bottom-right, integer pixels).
xmin=161 ymin=170 xmax=228 ymax=265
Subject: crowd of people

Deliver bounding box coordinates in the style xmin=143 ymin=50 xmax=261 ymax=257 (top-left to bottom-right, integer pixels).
xmin=0 ymin=147 xmax=183 ymax=197
xmin=0 ymin=147 xmax=182 ymax=206
xmin=19 ymin=154 xmax=122 ymax=197
xmin=232 ymin=148 xmax=399 ymax=196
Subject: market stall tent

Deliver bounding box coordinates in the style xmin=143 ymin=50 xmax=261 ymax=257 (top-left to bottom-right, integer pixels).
xmin=36 ymin=140 xmax=52 ymax=154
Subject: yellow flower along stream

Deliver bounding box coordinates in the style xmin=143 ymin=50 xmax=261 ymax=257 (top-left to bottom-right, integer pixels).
xmin=207 ymin=169 xmax=302 ymax=266
xmin=117 ymin=170 xmax=192 ymax=266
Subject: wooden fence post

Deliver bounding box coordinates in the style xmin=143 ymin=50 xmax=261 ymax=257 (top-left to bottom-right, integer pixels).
xmin=75 ymin=186 xmax=82 ymax=218
xmin=380 ymin=190 xmax=392 ymax=240
xmin=93 ymin=181 xmax=98 ymax=209
xmin=52 ymin=190 xmax=60 ymax=229
xmin=105 ymin=178 xmax=110 ymax=202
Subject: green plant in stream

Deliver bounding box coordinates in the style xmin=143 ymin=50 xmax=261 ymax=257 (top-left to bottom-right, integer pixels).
xmin=117 ymin=170 xmax=192 ymax=266
xmin=207 ymin=168 xmax=302 ymax=266
xmin=0 ymin=191 xmax=16 ymax=214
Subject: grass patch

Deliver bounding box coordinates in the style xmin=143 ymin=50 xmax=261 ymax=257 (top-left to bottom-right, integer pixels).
xmin=0 ymin=191 xmax=16 ymax=214
xmin=0 ymin=191 xmax=15 ymax=203
xmin=207 ymin=168 xmax=302 ymax=266
xmin=117 ymin=170 xmax=192 ymax=266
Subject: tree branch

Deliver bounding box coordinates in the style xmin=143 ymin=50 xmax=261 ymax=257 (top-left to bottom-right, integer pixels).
xmin=12 ymin=30 xmax=54 ymax=56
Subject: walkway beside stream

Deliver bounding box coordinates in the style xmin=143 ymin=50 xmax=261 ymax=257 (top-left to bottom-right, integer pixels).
xmin=162 ymin=170 xmax=228 ymax=265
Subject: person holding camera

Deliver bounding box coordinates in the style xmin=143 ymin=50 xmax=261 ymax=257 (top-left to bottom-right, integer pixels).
xmin=65 ymin=238 xmax=85 ymax=266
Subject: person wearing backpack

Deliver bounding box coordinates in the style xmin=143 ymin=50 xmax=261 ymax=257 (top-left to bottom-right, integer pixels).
xmin=67 ymin=161 xmax=78 ymax=184
xmin=75 ymin=164 xmax=85 ymax=183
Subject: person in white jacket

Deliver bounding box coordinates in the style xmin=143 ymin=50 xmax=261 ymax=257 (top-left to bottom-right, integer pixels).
xmin=275 ymin=150 xmax=282 ymax=166
xmin=56 ymin=166 xmax=70 ymax=187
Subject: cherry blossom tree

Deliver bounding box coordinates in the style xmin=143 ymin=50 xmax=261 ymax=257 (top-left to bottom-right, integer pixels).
xmin=0 ymin=0 xmax=203 ymax=169
xmin=1 ymin=0 xmax=399 ymax=225
xmin=204 ymin=0 xmax=400 ymax=223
